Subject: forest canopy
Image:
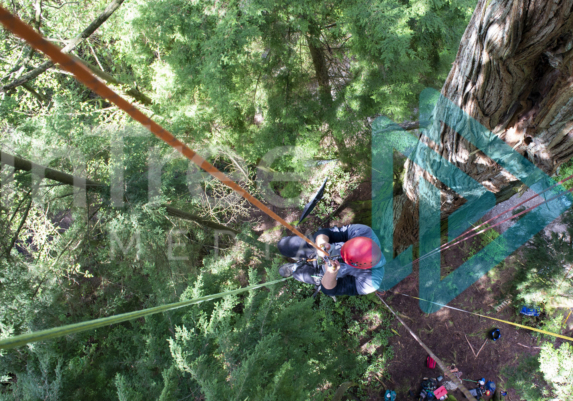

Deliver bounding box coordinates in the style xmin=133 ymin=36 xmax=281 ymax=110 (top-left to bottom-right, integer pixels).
xmin=0 ymin=0 xmax=531 ymax=399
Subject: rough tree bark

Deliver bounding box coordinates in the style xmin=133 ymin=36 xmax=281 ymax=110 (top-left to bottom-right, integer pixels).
xmin=396 ymin=0 xmax=573 ymax=251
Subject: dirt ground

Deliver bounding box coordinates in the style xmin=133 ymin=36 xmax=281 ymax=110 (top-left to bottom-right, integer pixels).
xmin=377 ymin=188 xmax=573 ymax=401
xmin=380 ymin=255 xmax=536 ymax=400
xmin=249 ymin=177 xmax=573 ymax=401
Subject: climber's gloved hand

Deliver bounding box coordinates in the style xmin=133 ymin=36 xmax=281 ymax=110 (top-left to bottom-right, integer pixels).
xmin=325 ymin=259 xmax=340 ymax=275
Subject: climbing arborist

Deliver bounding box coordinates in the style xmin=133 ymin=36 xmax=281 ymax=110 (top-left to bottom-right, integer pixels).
xmin=277 ymin=224 xmax=386 ymax=296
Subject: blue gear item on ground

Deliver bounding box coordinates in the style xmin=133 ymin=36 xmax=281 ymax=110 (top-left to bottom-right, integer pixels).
xmin=383 ymin=390 xmax=396 ymax=400
xmin=520 ymin=306 xmax=540 ymax=316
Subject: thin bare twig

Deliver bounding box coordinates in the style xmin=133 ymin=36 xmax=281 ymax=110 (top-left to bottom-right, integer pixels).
xmin=475 ymin=339 xmax=487 ymax=358
xmin=8 ymin=189 xmax=31 ymax=225
xmin=43 ymin=1 xmax=79 ymax=9
xmin=88 ymin=41 xmax=105 ymax=71
xmin=31 ymin=235 xmax=76 ymax=300
xmin=464 ymin=334 xmax=477 ymax=357
xmin=5 ymin=195 xmax=32 ymax=257
xmin=47 ymin=192 xmax=74 ymax=201
xmin=1 ymin=0 xmax=125 ymax=92
xmin=517 ymin=343 xmax=541 ymax=349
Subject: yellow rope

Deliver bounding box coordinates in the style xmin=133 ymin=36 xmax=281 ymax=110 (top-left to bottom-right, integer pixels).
xmin=393 ymin=292 xmax=573 ymax=342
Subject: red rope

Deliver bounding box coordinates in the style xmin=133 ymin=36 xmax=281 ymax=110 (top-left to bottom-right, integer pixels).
xmin=416 ymin=186 xmax=573 ymax=265
xmin=438 ymin=174 xmax=573 ymax=254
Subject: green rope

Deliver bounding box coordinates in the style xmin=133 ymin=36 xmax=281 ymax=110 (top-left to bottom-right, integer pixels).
xmin=0 ymin=277 xmax=291 ymax=350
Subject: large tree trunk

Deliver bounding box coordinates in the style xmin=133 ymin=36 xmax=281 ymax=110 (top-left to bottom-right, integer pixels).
xmin=397 ymin=0 xmax=573 ymax=248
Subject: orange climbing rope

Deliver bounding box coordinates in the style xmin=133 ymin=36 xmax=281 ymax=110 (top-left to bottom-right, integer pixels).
xmin=0 ymin=6 xmax=321 ymax=253
xmin=5 ymin=4 xmax=570 ymax=263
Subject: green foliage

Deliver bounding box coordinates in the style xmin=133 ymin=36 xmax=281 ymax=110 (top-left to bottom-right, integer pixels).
xmin=166 ymin=266 xmax=394 ymax=400
xmin=1 ymin=346 xmax=63 ymax=401
xmin=501 ymin=210 xmax=573 ymax=399
xmin=555 ymin=158 xmax=573 ymax=190
xmin=309 ymin=163 xmax=360 ymax=219
xmin=538 ymin=342 xmax=573 ymax=398
xmin=462 ymin=223 xmax=505 ymax=263
xmin=502 ymin=353 xmax=545 ymax=401
xmin=503 ymin=343 xmax=573 ymax=401
xmin=111 ymin=0 xmax=475 ymax=170
xmin=513 ymin=211 xmax=573 ymax=310
xmin=1 ymin=0 xmax=475 ymax=398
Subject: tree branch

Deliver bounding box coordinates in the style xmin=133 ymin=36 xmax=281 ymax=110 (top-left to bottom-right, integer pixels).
xmin=0 ymin=151 xmax=279 ymax=254
xmin=22 ymin=82 xmax=46 ymax=103
xmin=43 ymin=1 xmax=79 ymax=9
xmin=1 ymin=0 xmax=125 ymax=92
xmin=67 ymin=54 xmax=152 ymax=105
xmin=371 ymin=121 xmax=422 ymax=134
xmin=5 ymin=194 xmax=32 ymax=257
xmin=163 ymin=205 xmax=239 ymax=233
xmin=1 ymin=150 xmax=103 ymax=188
xmin=8 ymin=189 xmax=31 ymax=225
xmin=306 ymin=21 xmax=349 ymax=160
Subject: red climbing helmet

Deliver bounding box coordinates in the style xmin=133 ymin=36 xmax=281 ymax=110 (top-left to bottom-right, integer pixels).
xmin=340 ymin=237 xmax=382 ymax=269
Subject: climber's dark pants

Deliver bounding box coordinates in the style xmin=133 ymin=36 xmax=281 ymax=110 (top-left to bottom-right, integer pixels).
xmin=277 ymin=235 xmax=317 ymax=260
xmin=291 ymin=262 xmax=322 ymax=286
xmin=287 ymin=262 xmax=358 ymax=296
